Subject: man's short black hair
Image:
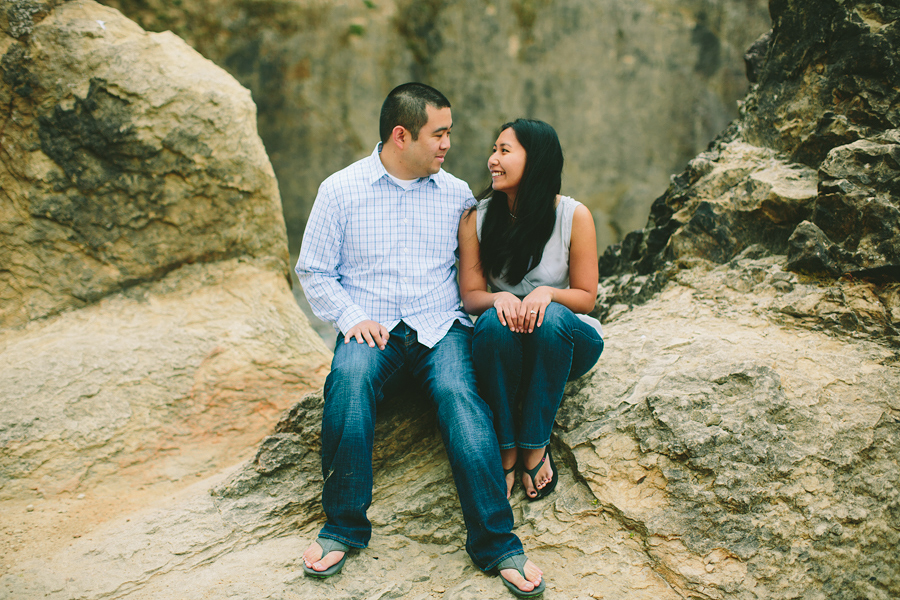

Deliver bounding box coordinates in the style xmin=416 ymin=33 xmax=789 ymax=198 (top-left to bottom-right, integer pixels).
xmin=379 ymin=82 xmax=451 ymax=143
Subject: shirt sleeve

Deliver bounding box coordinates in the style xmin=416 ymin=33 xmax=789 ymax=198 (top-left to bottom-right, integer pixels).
xmin=294 ymin=182 xmax=369 ymax=334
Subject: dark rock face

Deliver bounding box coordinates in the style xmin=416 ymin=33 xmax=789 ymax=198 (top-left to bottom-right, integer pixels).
xmin=743 ymin=0 xmax=900 ymax=165
xmin=599 ymin=0 xmax=900 ymax=341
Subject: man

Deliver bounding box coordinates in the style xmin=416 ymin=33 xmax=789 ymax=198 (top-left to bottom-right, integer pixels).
xmin=295 ymin=82 xmax=545 ymax=597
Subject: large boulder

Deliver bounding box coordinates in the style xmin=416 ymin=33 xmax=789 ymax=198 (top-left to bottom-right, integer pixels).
xmin=0 ymin=0 xmax=330 ymax=574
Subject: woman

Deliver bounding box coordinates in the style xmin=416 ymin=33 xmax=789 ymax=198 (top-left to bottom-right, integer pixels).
xmin=458 ymin=119 xmax=604 ymax=502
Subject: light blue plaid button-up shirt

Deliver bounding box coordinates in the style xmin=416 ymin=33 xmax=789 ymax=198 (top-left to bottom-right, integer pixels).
xmin=295 ymin=144 xmax=476 ymax=348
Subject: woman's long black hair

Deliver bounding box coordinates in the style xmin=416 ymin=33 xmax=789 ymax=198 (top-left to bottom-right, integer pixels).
xmin=476 ymin=119 xmax=563 ymax=286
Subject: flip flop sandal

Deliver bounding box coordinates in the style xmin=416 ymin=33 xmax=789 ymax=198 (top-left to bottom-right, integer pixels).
xmin=303 ymin=537 xmax=350 ymax=578
xmin=523 ymin=447 xmax=558 ymax=501
xmin=504 ymin=464 xmax=517 ymax=497
xmin=497 ymin=554 xmax=546 ymax=597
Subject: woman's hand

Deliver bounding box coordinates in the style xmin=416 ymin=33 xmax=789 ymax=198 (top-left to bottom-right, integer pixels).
xmin=520 ymin=286 xmax=554 ymax=333
xmin=493 ymin=292 xmax=524 ymax=332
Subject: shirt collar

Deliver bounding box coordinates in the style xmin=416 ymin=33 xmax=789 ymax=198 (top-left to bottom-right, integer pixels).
xmin=367 ymin=142 xmax=444 ymax=189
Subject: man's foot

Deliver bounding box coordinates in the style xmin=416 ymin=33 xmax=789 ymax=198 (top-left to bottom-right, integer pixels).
xmin=521 ymin=447 xmax=554 ymax=499
xmin=498 ymin=555 xmax=545 ymax=597
xmin=501 ymin=448 xmax=518 ymax=499
xmin=302 ymin=538 xmax=348 ymax=577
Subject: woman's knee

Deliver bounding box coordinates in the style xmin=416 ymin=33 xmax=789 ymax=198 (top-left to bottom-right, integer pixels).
xmin=533 ymin=302 xmax=576 ymax=340
xmin=474 ymin=308 xmax=508 ymax=338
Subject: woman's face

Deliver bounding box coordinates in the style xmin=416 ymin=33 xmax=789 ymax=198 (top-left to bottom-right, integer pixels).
xmin=488 ymin=127 xmax=527 ymax=202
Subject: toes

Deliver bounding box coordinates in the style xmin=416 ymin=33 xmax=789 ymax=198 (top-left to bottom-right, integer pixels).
xmin=317 ymin=551 xmax=344 ymax=571
xmin=524 ymin=559 xmax=543 ymax=583
xmin=304 ymin=542 xmax=345 ymax=571
xmin=501 ymin=568 xmax=536 ymax=592
xmin=521 ymin=473 xmax=537 ymax=497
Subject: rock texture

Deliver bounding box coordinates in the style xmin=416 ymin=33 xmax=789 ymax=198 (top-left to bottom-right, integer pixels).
xmin=0 ymin=0 xmax=331 ymax=580
xmin=98 ymin=0 xmax=771 ymax=252
xmin=5 ymin=256 xmax=898 ymax=600
xmin=601 ymin=0 xmax=900 ymax=288
xmin=2 ymin=1 xmax=899 ymax=600
xmin=1 ymin=0 xmax=287 ymax=329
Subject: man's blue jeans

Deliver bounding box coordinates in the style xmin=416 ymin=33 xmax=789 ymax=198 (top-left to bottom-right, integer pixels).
xmin=473 ymin=303 xmax=604 ymax=450
xmin=319 ymin=320 xmax=523 ymax=571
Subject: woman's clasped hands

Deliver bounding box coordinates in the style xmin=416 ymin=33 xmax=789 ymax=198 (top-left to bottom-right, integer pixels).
xmin=492 ymin=287 xmax=554 ymax=333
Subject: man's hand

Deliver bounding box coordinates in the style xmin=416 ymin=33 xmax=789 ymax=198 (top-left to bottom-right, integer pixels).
xmin=344 ymin=320 xmax=390 ymax=350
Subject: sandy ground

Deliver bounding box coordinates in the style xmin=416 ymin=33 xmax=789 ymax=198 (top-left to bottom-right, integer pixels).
xmin=0 ymin=442 xmax=256 ymax=578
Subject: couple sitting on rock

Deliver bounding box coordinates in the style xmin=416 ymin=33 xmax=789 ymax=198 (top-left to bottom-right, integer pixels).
xmin=295 ymin=82 xmax=604 ymax=598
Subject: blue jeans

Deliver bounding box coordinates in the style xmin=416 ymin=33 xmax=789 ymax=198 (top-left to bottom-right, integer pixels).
xmin=473 ymin=303 xmax=604 ymax=449
xmin=319 ymin=321 xmax=523 ymax=571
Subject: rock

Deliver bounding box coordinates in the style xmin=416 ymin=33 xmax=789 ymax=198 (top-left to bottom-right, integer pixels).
xmin=601 ymin=0 xmax=900 ymax=325
xmin=562 ymin=260 xmax=900 ymax=600
xmin=0 ymin=0 xmax=287 ymax=329
xmin=5 ymin=258 xmax=898 ymax=600
xmin=0 ymin=0 xmax=331 ymax=578
xmin=599 ymin=137 xmax=819 ymax=276
xmin=97 ymin=0 xmax=771 ymax=252
xmin=812 ymin=136 xmax=900 ymax=275
xmin=741 ymin=0 xmax=900 ymax=167
xmin=785 ymin=220 xmax=847 ymax=277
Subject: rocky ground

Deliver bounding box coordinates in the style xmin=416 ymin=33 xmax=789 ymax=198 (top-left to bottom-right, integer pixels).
xmin=3 ymin=254 xmax=898 ymax=600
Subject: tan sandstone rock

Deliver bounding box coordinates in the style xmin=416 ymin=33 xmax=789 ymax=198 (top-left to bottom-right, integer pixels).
xmin=0 ymin=0 xmax=331 ymax=577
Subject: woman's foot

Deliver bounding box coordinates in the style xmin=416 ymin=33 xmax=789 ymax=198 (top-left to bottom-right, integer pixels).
xmin=302 ymin=539 xmax=346 ymax=574
xmin=500 ymin=448 xmax=518 ymax=499
xmin=521 ymin=447 xmax=554 ymax=499
xmin=499 ymin=556 xmax=544 ymax=596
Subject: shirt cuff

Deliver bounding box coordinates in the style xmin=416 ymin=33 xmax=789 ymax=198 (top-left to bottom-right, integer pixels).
xmin=337 ymin=305 xmax=370 ymax=335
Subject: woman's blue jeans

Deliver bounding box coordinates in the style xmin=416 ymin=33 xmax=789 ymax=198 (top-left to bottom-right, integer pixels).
xmin=319 ymin=321 xmax=523 ymax=571
xmin=473 ymin=303 xmax=604 ymax=450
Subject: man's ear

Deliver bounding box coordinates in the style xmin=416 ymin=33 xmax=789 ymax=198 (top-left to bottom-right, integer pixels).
xmin=390 ymin=125 xmax=408 ymax=149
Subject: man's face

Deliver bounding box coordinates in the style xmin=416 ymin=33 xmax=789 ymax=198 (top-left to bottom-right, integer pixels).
xmin=404 ymin=105 xmax=452 ymax=177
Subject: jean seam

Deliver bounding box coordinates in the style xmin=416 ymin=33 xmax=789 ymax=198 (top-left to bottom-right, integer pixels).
xmin=517 ymin=440 xmax=551 ymax=450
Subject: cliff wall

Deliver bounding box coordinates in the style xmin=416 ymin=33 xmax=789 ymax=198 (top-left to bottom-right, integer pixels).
xmin=99 ymin=0 xmax=771 ymax=253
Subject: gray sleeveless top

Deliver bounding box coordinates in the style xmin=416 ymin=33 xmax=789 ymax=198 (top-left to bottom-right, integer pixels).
xmin=476 ymin=195 xmax=603 ymax=337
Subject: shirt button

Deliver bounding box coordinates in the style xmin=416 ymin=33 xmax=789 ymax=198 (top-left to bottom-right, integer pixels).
xmin=402 ymin=218 xmax=409 ymax=225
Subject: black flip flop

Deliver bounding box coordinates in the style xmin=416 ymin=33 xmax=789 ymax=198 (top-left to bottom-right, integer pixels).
xmin=504 ymin=463 xmax=517 ymax=497
xmin=497 ymin=554 xmax=546 ymax=597
xmin=523 ymin=448 xmax=558 ymax=501
xmin=303 ymin=537 xmax=349 ymax=578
